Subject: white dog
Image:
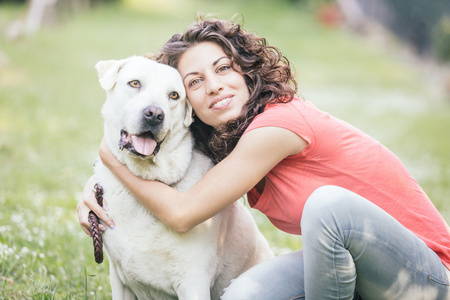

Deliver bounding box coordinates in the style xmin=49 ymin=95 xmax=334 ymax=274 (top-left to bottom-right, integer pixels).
xmin=94 ymin=56 xmax=273 ymax=299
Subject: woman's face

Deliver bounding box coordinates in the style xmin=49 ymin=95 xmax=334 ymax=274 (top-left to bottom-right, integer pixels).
xmin=177 ymin=42 xmax=250 ymax=128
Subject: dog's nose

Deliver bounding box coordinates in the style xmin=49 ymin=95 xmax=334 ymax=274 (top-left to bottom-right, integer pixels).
xmin=143 ymin=106 xmax=164 ymax=125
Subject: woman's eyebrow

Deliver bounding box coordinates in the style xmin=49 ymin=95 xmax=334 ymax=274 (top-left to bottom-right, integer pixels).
xmin=183 ymin=72 xmax=199 ymax=82
xmin=212 ymin=56 xmax=229 ymax=66
xmin=183 ymin=56 xmax=230 ymax=82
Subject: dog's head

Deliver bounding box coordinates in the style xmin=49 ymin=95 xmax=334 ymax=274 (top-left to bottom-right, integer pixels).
xmin=96 ymin=56 xmax=192 ymax=161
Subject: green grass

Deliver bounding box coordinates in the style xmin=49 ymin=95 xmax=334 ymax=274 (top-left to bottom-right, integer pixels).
xmin=1 ymin=0 xmax=449 ymax=297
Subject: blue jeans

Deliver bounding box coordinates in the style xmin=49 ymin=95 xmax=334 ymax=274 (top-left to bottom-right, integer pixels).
xmin=221 ymin=186 xmax=450 ymax=300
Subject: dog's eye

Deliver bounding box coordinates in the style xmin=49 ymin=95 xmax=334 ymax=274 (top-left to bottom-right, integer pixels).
xmin=169 ymin=92 xmax=180 ymax=100
xmin=128 ymin=80 xmax=141 ymax=88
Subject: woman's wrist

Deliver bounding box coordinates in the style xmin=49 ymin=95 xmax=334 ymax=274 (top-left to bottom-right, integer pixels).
xmin=83 ymin=174 xmax=99 ymax=199
xmin=99 ymin=138 xmax=122 ymax=170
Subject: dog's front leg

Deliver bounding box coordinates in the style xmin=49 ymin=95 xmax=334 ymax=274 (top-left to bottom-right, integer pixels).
xmin=176 ymin=276 xmax=211 ymax=300
xmin=177 ymin=290 xmax=211 ymax=300
xmin=109 ymin=261 xmax=136 ymax=300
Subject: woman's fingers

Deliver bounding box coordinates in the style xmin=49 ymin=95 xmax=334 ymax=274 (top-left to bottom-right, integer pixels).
xmin=77 ymin=175 xmax=115 ymax=237
xmin=77 ymin=200 xmax=94 ymax=236
xmin=90 ymin=201 xmax=114 ymax=230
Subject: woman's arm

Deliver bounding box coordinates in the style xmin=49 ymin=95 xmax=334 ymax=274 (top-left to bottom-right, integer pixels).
xmin=100 ymin=126 xmax=307 ymax=233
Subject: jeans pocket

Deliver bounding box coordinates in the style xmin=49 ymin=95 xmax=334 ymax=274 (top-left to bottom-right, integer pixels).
xmin=428 ymin=266 xmax=450 ymax=286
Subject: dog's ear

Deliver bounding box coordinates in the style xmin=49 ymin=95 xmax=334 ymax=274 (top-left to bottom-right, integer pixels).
xmin=95 ymin=59 xmax=129 ymax=91
xmin=183 ymin=100 xmax=194 ymax=127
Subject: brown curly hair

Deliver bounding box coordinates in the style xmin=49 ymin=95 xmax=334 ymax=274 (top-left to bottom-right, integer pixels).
xmin=155 ymin=15 xmax=298 ymax=163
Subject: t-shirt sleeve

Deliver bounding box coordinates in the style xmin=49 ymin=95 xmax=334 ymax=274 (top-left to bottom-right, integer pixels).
xmin=244 ymin=99 xmax=315 ymax=149
xmin=246 ymin=187 xmax=260 ymax=208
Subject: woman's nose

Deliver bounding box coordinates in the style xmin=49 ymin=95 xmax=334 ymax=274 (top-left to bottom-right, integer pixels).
xmin=206 ymin=75 xmax=224 ymax=94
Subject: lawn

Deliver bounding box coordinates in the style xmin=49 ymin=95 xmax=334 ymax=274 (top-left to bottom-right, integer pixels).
xmin=1 ymin=0 xmax=449 ymax=298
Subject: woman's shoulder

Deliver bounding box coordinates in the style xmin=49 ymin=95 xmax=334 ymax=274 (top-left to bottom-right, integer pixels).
xmin=263 ymin=96 xmax=320 ymax=115
xmin=266 ymin=96 xmax=305 ymax=108
xmin=253 ymin=96 xmax=319 ymax=123
xmin=245 ymin=96 xmax=318 ymax=136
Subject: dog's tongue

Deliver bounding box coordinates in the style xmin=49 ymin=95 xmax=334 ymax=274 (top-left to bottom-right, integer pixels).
xmin=131 ymin=134 xmax=157 ymax=156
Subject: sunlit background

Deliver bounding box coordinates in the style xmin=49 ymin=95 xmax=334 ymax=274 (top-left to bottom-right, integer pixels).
xmin=1 ymin=0 xmax=449 ymax=297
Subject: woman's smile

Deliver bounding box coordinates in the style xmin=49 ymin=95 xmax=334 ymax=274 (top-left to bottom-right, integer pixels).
xmin=211 ymin=95 xmax=233 ymax=110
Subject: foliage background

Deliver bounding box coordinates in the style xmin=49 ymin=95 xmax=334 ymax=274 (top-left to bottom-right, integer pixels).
xmin=1 ymin=0 xmax=449 ymax=298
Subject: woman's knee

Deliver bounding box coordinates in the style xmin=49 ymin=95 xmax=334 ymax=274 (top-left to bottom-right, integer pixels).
xmin=303 ymin=186 xmax=350 ymax=214
xmin=301 ymin=185 xmax=361 ymax=229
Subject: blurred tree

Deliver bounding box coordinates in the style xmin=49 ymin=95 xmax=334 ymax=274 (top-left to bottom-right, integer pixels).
xmin=337 ymin=0 xmax=450 ymax=60
xmin=376 ymin=0 xmax=444 ymax=55
xmin=0 ymin=0 xmax=28 ymax=3
xmin=5 ymin=0 xmax=113 ymax=40
xmin=433 ymin=16 xmax=450 ymax=62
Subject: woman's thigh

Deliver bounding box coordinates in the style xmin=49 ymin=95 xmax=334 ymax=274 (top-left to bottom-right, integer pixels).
xmin=301 ymin=185 xmax=450 ymax=300
xmin=221 ymin=250 xmax=306 ymax=300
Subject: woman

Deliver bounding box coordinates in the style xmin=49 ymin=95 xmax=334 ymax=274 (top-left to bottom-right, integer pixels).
xmin=78 ymin=16 xmax=450 ymax=299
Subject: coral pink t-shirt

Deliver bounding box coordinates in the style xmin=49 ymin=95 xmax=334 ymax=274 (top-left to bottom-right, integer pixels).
xmin=245 ymin=97 xmax=450 ymax=269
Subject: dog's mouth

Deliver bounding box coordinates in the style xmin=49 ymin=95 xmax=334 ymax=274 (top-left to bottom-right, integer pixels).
xmin=119 ymin=129 xmax=164 ymax=158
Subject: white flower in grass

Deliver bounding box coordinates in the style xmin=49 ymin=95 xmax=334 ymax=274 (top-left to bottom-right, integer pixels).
xmin=10 ymin=213 xmax=24 ymax=224
xmin=0 ymin=225 xmax=11 ymax=233
xmin=0 ymin=243 xmax=16 ymax=260
xmin=20 ymin=247 xmax=30 ymax=255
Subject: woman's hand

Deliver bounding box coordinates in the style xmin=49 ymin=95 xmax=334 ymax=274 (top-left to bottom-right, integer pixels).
xmin=77 ymin=174 xmax=115 ymax=236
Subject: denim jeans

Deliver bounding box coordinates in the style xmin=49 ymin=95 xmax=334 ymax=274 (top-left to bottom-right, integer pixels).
xmin=221 ymin=186 xmax=450 ymax=300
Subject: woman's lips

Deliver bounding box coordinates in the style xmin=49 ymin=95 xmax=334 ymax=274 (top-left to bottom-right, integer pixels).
xmin=210 ymin=96 xmax=232 ymax=110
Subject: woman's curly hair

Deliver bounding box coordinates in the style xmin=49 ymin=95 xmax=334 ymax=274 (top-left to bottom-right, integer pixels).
xmin=155 ymin=15 xmax=298 ymax=163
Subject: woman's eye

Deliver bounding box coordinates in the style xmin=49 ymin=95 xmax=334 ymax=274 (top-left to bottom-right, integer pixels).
xmin=189 ymin=79 xmax=201 ymax=87
xmin=128 ymin=80 xmax=141 ymax=88
xmin=169 ymin=92 xmax=180 ymax=100
xmin=217 ymin=65 xmax=230 ymax=73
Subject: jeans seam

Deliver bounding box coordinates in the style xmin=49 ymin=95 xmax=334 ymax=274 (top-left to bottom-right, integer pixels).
xmin=288 ymin=294 xmax=305 ymax=300
xmin=333 ymin=236 xmax=342 ymax=298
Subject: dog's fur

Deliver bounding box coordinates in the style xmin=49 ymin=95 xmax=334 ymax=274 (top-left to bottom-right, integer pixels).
xmin=94 ymin=56 xmax=273 ymax=299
